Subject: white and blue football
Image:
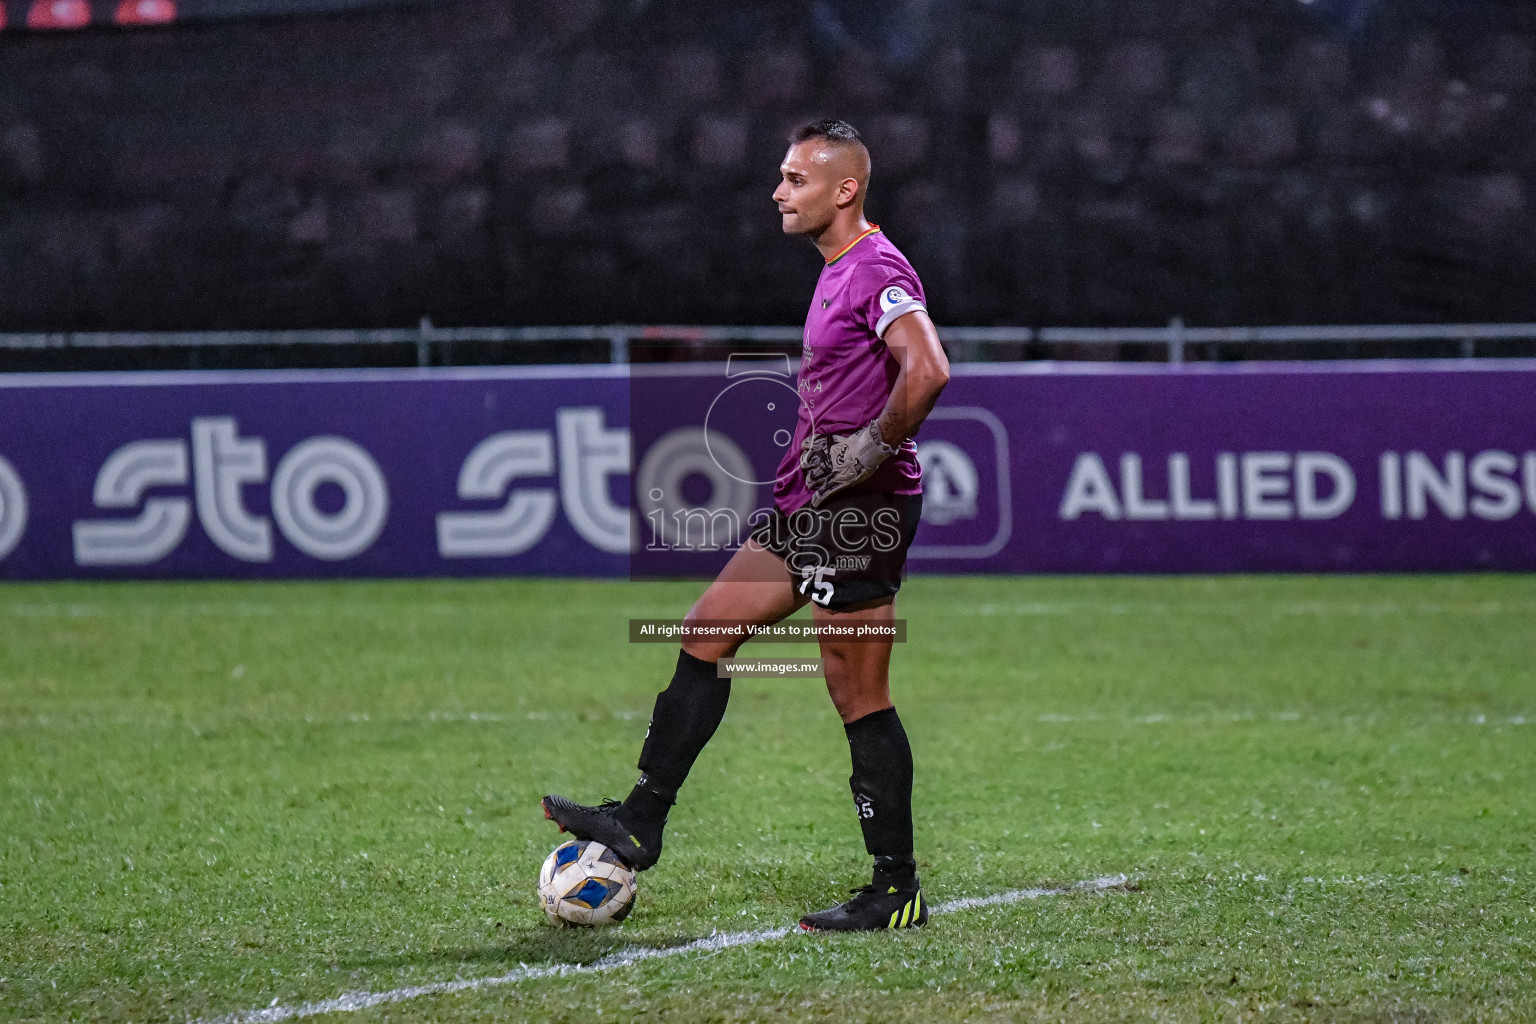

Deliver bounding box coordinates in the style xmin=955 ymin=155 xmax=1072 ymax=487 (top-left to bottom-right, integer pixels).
xmin=537 ymin=839 xmax=637 ymax=927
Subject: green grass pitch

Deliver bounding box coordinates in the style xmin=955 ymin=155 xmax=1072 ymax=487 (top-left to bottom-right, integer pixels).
xmin=2 ymin=575 xmax=1533 ymax=1023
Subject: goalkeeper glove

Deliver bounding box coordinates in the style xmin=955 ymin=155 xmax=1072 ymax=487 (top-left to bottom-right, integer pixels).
xmin=799 ymin=418 xmax=901 ymax=507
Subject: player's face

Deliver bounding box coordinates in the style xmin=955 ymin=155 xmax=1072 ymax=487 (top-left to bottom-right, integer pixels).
xmin=773 ymin=142 xmax=840 ymax=236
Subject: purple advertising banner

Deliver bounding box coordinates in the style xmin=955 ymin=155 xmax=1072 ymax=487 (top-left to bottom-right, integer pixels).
xmin=0 ymin=366 xmax=632 ymax=580
xmin=0 ymin=360 xmax=1533 ymax=580
xmin=916 ymin=360 xmax=1536 ymax=573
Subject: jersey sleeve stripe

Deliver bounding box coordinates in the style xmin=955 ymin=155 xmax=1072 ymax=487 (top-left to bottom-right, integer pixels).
xmin=875 ymin=300 xmax=927 ymax=339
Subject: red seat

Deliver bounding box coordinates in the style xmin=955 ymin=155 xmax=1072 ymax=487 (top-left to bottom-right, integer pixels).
xmin=115 ymin=0 xmax=176 ymax=26
xmin=26 ymin=0 xmax=91 ymax=29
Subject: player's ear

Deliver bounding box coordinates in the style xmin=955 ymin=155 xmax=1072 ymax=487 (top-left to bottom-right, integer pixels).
xmin=837 ymin=177 xmax=860 ymax=209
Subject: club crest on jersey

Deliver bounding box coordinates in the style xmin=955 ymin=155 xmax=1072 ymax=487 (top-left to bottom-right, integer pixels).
xmin=880 ymin=286 xmax=912 ymax=313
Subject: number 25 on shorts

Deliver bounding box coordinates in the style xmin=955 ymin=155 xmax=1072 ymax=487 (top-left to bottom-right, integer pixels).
xmin=798 ymin=565 xmax=836 ymax=606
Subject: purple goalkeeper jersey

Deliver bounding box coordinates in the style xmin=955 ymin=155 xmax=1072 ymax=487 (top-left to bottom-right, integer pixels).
xmin=773 ymin=226 xmax=928 ymax=514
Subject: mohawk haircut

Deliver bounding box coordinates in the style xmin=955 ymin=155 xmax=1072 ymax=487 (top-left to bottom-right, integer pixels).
xmin=791 ymin=119 xmax=865 ymax=147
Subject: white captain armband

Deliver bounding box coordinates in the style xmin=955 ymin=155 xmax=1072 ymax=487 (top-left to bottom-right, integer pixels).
xmin=874 ymin=284 xmax=926 ymax=339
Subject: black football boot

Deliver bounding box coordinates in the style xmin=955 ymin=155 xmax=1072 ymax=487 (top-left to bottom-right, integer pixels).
xmin=799 ymin=860 xmax=928 ymax=933
xmin=541 ymin=794 xmax=662 ymax=871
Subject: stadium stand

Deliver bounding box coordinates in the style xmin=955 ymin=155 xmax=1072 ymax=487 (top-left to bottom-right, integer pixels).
xmin=0 ymin=0 xmax=1533 ymax=338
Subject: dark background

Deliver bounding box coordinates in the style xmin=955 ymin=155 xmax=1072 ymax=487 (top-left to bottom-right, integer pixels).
xmin=1 ymin=0 xmax=1534 ymax=334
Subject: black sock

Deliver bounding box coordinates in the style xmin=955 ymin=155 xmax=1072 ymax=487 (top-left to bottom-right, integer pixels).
xmin=873 ymin=854 xmax=918 ymax=891
xmin=621 ymin=649 xmax=730 ymax=825
xmin=845 ymin=706 xmax=916 ymax=887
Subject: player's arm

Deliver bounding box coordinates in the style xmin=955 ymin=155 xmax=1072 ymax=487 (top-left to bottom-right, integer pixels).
xmin=800 ymin=290 xmax=950 ymax=507
xmin=875 ymin=309 xmax=949 ymax=447
xmin=800 ymin=308 xmax=950 ymax=506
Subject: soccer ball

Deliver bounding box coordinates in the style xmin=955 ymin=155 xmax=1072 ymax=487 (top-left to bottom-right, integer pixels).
xmin=537 ymin=839 xmax=637 ymax=927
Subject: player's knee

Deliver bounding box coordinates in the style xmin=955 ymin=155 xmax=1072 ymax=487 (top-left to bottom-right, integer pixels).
xmin=821 ymin=655 xmax=859 ymax=699
xmin=824 ymin=677 xmax=888 ymax=723
xmin=822 ymin=676 xmax=855 ymax=716
xmin=681 ymin=639 xmax=735 ymax=662
xmin=823 ymin=640 xmax=874 ymax=679
xmin=679 ymin=624 xmax=736 ymax=661
xmin=828 ymin=696 xmax=859 ymax=722
xmin=820 ymin=635 xmax=855 ymax=661
xmin=680 ymin=607 xmax=739 ymax=662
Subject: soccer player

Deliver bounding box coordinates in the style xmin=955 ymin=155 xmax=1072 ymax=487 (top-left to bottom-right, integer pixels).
xmin=542 ymin=119 xmax=950 ymax=932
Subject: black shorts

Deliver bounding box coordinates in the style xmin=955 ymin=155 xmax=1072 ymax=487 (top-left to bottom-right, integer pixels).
xmin=749 ymin=491 xmax=923 ymax=611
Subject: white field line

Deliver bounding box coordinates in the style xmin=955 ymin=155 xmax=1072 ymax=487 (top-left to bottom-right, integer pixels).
xmin=195 ymin=874 xmax=1131 ymax=1024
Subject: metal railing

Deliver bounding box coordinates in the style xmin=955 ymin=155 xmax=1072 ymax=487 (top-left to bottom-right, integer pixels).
xmin=2 ymin=318 xmax=1535 ymax=366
